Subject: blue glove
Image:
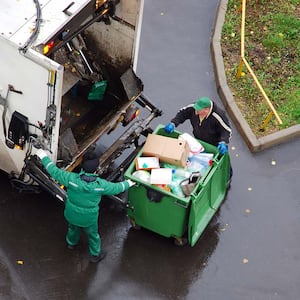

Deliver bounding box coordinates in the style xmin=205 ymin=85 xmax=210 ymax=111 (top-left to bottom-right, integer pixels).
xmin=164 ymin=122 xmax=175 ymax=134
xmin=217 ymin=142 xmax=228 ymax=155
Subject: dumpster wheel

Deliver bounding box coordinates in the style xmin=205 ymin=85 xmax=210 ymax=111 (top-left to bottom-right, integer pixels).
xmin=174 ymin=236 xmax=188 ymax=247
xmin=129 ymin=218 xmax=141 ymax=230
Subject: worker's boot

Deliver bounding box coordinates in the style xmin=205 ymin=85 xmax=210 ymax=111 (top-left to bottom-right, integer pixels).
xmin=89 ymin=250 xmax=107 ymax=263
xmin=67 ymin=243 xmax=77 ymax=250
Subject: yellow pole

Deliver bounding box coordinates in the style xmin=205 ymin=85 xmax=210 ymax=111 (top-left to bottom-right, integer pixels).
xmin=237 ymin=0 xmax=246 ymax=78
xmin=237 ymin=58 xmax=244 ymax=79
xmin=242 ymin=57 xmax=282 ymax=124
xmin=260 ymin=111 xmax=274 ymax=131
xmin=240 ymin=0 xmax=246 ymax=59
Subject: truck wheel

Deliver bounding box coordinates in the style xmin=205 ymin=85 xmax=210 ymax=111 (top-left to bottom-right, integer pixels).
xmin=174 ymin=237 xmax=188 ymax=247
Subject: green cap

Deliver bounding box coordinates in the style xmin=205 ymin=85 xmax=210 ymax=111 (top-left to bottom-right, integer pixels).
xmin=193 ymin=97 xmax=211 ymax=111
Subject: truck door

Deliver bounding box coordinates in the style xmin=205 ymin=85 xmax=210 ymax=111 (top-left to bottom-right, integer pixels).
xmin=0 ymin=35 xmax=63 ymax=174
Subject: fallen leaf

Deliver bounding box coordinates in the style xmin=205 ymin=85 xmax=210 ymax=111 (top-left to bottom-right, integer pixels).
xmin=17 ymin=260 xmax=24 ymax=265
xmin=220 ymin=223 xmax=229 ymax=231
xmin=242 ymin=258 xmax=249 ymax=264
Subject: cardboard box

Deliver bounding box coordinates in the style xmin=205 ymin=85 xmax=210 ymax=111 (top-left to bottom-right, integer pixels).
xmin=135 ymin=157 xmax=160 ymax=170
xmin=142 ymin=134 xmax=190 ymax=167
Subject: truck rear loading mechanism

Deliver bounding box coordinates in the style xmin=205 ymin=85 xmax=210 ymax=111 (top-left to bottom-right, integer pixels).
xmin=0 ymin=0 xmax=162 ymax=201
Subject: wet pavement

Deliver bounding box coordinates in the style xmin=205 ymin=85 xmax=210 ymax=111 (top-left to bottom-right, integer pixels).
xmin=1 ymin=0 xmax=300 ymax=299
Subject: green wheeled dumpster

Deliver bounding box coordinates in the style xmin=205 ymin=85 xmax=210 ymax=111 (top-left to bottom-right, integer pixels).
xmin=124 ymin=125 xmax=231 ymax=246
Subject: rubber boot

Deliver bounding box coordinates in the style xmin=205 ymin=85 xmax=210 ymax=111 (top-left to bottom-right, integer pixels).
xmin=89 ymin=250 xmax=107 ymax=263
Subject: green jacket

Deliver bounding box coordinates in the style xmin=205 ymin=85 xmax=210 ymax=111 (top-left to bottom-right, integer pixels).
xmin=41 ymin=156 xmax=130 ymax=227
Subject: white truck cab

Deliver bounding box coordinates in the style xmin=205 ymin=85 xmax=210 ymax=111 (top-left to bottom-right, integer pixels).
xmin=0 ymin=0 xmax=161 ymax=200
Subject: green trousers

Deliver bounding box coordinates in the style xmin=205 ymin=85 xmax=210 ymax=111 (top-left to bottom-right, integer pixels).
xmin=66 ymin=222 xmax=101 ymax=256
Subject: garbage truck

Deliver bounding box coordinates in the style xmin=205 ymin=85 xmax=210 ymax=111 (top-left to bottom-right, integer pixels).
xmin=0 ymin=0 xmax=162 ymax=201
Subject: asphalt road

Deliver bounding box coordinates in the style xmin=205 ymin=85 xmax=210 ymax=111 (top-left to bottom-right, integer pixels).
xmin=1 ymin=1 xmax=300 ymax=299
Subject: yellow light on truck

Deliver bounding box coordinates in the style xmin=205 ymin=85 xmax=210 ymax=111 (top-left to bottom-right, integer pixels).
xmin=43 ymin=41 xmax=55 ymax=54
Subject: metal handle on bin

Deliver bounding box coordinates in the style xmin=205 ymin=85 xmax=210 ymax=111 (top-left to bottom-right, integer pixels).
xmin=174 ymin=199 xmax=188 ymax=208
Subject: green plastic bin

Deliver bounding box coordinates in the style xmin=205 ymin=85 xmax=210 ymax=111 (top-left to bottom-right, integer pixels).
xmin=124 ymin=125 xmax=231 ymax=246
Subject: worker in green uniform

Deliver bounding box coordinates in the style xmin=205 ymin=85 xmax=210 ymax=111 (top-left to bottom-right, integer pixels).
xmin=35 ymin=149 xmax=135 ymax=263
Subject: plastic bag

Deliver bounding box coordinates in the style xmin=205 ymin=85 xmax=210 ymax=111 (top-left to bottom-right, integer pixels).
xmin=179 ymin=133 xmax=204 ymax=155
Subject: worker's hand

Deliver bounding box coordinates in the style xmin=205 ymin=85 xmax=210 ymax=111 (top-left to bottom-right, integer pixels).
xmin=35 ymin=149 xmax=48 ymax=160
xmin=217 ymin=142 xmax=228 ymax=155
xmin=127 ymin=179 xmax=136 ymax=187
xmin=164 ymin=122 xmax=175 ymax=134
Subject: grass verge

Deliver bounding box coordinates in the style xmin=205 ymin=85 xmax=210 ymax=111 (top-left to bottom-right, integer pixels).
xmin=221 ymin=0 xmax=300 ymax=137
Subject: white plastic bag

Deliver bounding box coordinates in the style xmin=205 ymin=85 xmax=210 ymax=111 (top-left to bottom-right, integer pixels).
xmin=179 ymin=133 xmax=204 ymax=155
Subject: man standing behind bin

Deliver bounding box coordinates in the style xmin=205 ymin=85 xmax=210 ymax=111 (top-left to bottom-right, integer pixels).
xmin=35 ymin=149 xmax=135 ymax=263
xmin=164 ymin=97 xmax=232 ymax=153
xmin=164 ymin=97 xmax=232 ymax=179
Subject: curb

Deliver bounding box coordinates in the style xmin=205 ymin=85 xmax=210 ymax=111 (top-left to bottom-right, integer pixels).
xmin=211 ymin=0 xmax=300 ymax=152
